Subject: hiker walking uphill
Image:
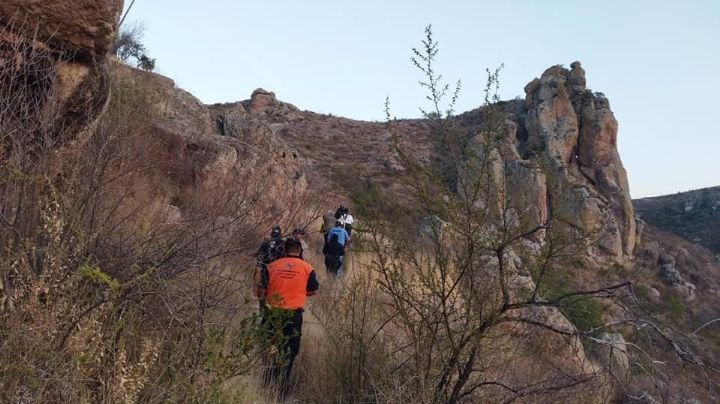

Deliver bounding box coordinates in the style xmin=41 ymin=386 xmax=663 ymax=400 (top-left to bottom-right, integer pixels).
xmin=254 ymin=226 xmax=285 ymax=308
xmin=255 ymin=226 xmax=285 ymax=267
xmin=289 ymin=228 xmax=307 ymax=259
xmin=338 ymin=207 xmax=355 ymax=236
xmin=335 ymin=206 xmax=354 ymax=236
xmin=255 ymin=238 xmax=319 ymax=399
xmin=323 ymin=220 xmax=350 ymax=277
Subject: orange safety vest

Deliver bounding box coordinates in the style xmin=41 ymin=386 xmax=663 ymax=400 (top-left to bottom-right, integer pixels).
xmin=265 ymin=257 xmax=314 ymax=310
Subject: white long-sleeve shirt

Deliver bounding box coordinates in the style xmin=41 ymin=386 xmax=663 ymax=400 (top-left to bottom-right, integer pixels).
xmin=340 ymin=213 xmax=354 ymax=226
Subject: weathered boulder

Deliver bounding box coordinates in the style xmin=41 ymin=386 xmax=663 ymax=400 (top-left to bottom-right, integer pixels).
xmin=597 ymin=332 xmax=629 ymax=379
xmin=0 ymin=0 xmax=123 ymax=59
xmin=658 ymin=253 xmax=696 ymax=300
xmin=647 ymin=286 xmax=661 ymax=302
xmin=0 ymin=0 xmax=121 ymax=149
xmin=245 ymin=88 xmax=300 ymax=115
xmin=248 ymin=88 xmax=277 ymax=113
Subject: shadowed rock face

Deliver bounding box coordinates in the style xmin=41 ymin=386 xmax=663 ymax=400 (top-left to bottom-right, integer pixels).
xmin=0 ymin=0 xmax=122 ymax=148
xmin=0 ymin=0 xmax=123 ymax=59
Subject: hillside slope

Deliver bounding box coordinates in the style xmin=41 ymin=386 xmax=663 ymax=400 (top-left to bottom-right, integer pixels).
xmin=634 ymin=186 xmax=720 ymax=254
xmin=117 ymin=62 xmax=720 ymax=402
xmin=2 ymin=2 xmax=719 ymax=400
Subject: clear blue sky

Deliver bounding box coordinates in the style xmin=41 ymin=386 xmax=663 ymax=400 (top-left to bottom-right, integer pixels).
xmin=124 ymin=0 xmax=719 ymax=198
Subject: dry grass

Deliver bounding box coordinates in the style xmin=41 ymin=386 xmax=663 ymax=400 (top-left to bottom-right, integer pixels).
xmin=0 ymin=33 xmax=322 ymax=402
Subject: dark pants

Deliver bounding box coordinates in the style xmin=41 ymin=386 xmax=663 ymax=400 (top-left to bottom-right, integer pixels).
xmin=262 ymin=308 xmax=304 ymax=398
xmin=325 ymin=254 xmax=342 ymax=276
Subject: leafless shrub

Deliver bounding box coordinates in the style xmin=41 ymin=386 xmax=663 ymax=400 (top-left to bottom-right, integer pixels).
xmin=0 ymin=26 xmax=321 ymax=402
xmin=292 ymin=25 xmax=719 ymax=404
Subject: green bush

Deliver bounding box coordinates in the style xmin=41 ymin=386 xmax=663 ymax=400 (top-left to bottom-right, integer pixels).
xmin=559 ymin=297 xmax=605 ymax=333
xmin=668 ymin=295 xmax=685 ymax=318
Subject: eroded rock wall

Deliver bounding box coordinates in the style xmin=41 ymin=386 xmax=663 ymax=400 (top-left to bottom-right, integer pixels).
xmin=0 ymin=0 xmax=122 ymax=147
xmin=0 ymin=0 xmax=122 ymax=58
xmin=523 ymin=62 xmax=637 ymax=262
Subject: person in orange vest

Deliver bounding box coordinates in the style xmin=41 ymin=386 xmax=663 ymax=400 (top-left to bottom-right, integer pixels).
xmin=256 ymin=238 xmax=319 ymax=398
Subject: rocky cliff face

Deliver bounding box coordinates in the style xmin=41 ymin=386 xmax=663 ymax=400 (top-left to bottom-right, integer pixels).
xmin=0 ymin=0 xmax=122 ymax=148
xmin=201 ymin=63 xmax=637 ymax=269
xmin=447 ymin=62 xmax=638 ymax=265
xmin=0 ymin=0 xmax=122 ymax=58
xmin=523 ymin=62 xmax=637 ymax=261
xmin=3 ymin=1 xmax=718 ymax=398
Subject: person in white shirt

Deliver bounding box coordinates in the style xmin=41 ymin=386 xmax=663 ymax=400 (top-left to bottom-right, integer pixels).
xmin=339 ymin=207 xmax=354 ymax=236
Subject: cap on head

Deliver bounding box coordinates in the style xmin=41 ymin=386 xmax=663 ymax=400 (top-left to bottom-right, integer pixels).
xmin=270 ymin=225 xmax=282 ymax=238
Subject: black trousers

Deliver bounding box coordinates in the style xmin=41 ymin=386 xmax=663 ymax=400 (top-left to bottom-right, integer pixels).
xmin=262 ymin=308 xmax=304 ymax=398
xmin=325 ymin=254 xmax=342 ymax=276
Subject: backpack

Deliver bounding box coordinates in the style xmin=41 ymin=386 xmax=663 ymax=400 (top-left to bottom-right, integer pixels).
xmin=259 ymin=237 xmax=285 ymax=265
xmin=268 ymin=238 xmax=285 ymax=261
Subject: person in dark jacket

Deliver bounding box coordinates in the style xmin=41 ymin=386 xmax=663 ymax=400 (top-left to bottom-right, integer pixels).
xmin=322 ymin=233 xmax=344 ymax=276
xmin=255 ymin=226 xmax=285 ymax=266
xmin=323 ymin=221 xmax=349 ymax=277
xmin=254 ymin=226 xmax=285 ymax=307
xmin=256 ymin=238 xmax=319 ymax=399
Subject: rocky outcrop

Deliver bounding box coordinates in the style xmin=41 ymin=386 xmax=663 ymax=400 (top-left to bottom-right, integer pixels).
xmin=243 ymin=87 xmax=299 ymax=115
xmin=454 ymin=62 xmax=636 ymax=264
xmin=0 ymin=0 xmax=122 ymax=149
xmin=248 ymin=88 xmax=277 ymax=113
xmin=597 ymin=332 xmax=630 ymax=378
xmin=110 ymin=65 xmax=308 ymax=207
xmin=0 ymin=0 xmax=122 ymax=59
xmin=524 ymin=62 xmax=637 ymax=261
xmin=658 ymin=253 xmax=696 ymax=300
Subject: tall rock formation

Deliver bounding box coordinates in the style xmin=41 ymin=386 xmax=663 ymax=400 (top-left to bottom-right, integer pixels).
xmin=455 ymin=62 xmax=637 ymax=264
xmin=524 ymin=62 xmax=637 ymax=261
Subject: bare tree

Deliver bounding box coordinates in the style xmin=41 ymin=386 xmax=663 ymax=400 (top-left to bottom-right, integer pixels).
xmin=296 ymin=25 xmax=719 ymax=404
xmin=0 ymin=27 xmax=321 ymax=402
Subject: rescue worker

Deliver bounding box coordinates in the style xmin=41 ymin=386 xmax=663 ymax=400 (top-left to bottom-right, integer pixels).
xmin=256 ymin=238 xmax=319 ymax=398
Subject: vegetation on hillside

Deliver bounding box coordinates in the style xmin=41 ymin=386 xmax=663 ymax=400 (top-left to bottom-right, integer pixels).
xmin=634 ymin=187 xmax=720 ymax=254
xmin=289 ymin=26 xmax=719 ymax=403
xmin=0 ymin=30 xmax=316 ymax=402
xmin=1 ymin=21 xmax=718 ymax=404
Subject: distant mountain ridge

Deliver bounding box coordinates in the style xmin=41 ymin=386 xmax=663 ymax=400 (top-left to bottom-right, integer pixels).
xmin=634 ymin=186 xmax=720 ymax=254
